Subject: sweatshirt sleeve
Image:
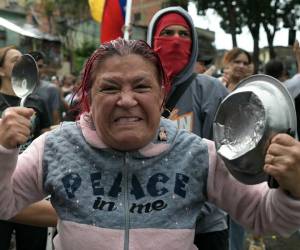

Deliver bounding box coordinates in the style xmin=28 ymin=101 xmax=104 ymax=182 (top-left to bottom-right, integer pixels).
xmin=0 ymin=133 xmax=47 ymax=219
xmin=205 ymin=139 xmax=300 ymax=237
xmin=196 ymin=75 xmax=228 ymax=140
xmin=285 ymin=73 xmax=300 ymax=98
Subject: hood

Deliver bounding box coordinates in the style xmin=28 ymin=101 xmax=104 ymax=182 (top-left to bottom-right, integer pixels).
xmin=147 ymin=7 xmax=198 ymax=87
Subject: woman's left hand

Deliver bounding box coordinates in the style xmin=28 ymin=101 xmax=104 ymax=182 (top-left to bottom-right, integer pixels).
xmin=264 ymin=133 xmax=300 ymax=198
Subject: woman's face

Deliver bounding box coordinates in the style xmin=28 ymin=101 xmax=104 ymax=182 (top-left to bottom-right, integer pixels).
xmin=0 ymin=49 xmax=22 ymax=79
xmin=90 ymin=54 xmax=165 ymax=151
xmin=228 ymin=52 xmax=250 ymax=80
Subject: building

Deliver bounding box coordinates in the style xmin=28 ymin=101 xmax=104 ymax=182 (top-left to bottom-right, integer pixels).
xmin=0 ymin=0 xmax=61 ymax=76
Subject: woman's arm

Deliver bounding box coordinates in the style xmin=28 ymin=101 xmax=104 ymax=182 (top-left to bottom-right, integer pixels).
xmin=10 ymin=200 xmax=57 ymax=227
xmin=205 ymin=137 xmax=300 ymax=237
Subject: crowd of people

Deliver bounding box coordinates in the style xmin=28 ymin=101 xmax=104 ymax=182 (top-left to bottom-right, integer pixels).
xmin=0 ymin=6 xmax=300 ymax=250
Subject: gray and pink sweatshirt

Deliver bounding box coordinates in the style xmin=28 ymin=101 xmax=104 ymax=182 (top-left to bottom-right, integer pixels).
xmin=1 ymin=113 xmax=300 ymax=250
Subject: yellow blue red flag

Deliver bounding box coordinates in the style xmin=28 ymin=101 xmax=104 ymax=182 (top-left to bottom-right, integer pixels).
xmin=88 ymin=0 xmax=105 ymax=22
xmin=89 ymin=0 xmax=127 ymax=43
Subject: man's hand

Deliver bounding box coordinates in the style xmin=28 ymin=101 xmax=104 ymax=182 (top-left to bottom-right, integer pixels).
xmin=293 ymin=40 xmax=300 ymax=73
xmin=264 ymin=133 xmax=300 ymax=198
xmin=0 ymin=107 xmax=35 ymax=149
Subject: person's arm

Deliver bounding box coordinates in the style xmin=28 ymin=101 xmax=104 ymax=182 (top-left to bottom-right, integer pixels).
xmin=0 ymin=107 xmax=48 ymax=220
xmin=293 ymin=40 xmax=300 ymax=74
xmin=10 ymin=200 xmax=57 ymax=227
xmin=205 ymin=137 xmax=300 ymax=237
xmin=197 ymin=75 xmax=228 ymax=140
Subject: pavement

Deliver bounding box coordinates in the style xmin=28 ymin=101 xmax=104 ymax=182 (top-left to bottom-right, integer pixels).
xmin=245 ymin=231 xmax=300 ymax=250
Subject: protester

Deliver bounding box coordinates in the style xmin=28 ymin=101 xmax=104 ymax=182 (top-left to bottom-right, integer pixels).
xmin=194 ymin=53 xmax=216 ymax=75
xmin=147 ymin=7 xmax=229 ymax=249
xmin=64 ymin=74 xmax=82 ymax=121
xmin=220 ymin=47 xmax=253 ymax=92
xmin=264 ymin=59 xmax=289 ymax=82
xmin=285 ymin=40 xmax=300 ymax=100
xmin=30 ymin=51 xmax=62 ymax=125
xmin=1 ymin=38 xmax=300 ymax=250
xmin=288 ymin=40 xmax=300 ymax=137
xmin=0 ymin=46 xmax=51 ymax=250
xmin=61 ymin=74 xmax=76 ymax=98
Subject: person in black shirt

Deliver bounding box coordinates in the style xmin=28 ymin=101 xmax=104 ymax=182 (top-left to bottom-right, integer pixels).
xmin=0 ymin=46 xmax=50 ymax=250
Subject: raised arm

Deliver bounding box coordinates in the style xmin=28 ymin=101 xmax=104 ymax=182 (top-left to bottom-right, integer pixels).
xmin=205 ymin=137 xmax=300 ymax=237
xmin=0 ymin=107 xmax=47 ymax=220
xmin=0 ymin=107 xmax=34 ymax=149
xmin=294 ymin=40 xmax=300 ymax=74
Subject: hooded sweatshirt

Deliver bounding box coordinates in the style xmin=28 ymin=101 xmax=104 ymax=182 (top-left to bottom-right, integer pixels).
xmin=1 ymin=115 xmax=300 ymax=250
xmin=147 ymin=6 xmax=229 ymax=233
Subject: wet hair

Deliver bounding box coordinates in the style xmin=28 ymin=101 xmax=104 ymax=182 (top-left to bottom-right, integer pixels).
xmin=0 ymin=45 xmax=16 ymax=85
xmin=222 ymin=47 xmax=252 ymax=66
xmin=76 ymin=38 xmax=170 ymax=114
xmin=264 ymin=59 xmax=285 ymax=79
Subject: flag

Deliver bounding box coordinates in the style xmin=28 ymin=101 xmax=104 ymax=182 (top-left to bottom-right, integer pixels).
xmin=88 ymin=0 xmax=106 ymax=23
xmin=101 ymin=0 xmax=127 ymax=43
xmin=89 ymin=0 xmax=127 ymax=43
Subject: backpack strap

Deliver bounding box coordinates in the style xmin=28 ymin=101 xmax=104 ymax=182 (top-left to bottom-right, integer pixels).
xmin=162 ymin=73 xmax=197 ymax=118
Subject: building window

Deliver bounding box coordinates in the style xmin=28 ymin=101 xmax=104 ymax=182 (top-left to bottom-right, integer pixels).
xmin=134 ymin=12 xmax=141 ymax=22
xmin=0 ymin=30 xmax=6 ymax=41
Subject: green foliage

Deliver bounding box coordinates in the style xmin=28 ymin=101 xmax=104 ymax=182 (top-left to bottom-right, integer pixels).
xmin=193 ymin=0 xmax=300 ymax=69
xmin=194 ymin=0 xmax=300 ymax=43
xmin=74 ymin=41 xmax=97 ymax=74
xmin=53 ymin=0 xmax=90 ymax=18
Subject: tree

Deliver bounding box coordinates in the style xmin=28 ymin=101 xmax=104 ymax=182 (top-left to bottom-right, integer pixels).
xmin=194 ymin=0 xmax=300 ymax=71
xmin=260 ymin=0 xmax=300 ymax=59
xmin=239 ymin=0 xmax=262 ymax=72
xmin=195 ymin=1 xmax=243 ymax=48
xmin=282 ymin=1 xmax=300 ymax=46
xmin=195 ymin=0 xmax=262 ymax=71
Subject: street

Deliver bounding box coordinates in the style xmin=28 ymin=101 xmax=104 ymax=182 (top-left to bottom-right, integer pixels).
xmin=245 ymin=231 xmax=300 ymax=250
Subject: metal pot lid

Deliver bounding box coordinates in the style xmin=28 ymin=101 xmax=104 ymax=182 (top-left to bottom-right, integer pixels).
xmin=11 ymin=54 xmax=39 ymax=99
xmin=236 ymin=74 xmax=297 ymax=136
xmin=213 ymin=74 xmax=297 ymax=185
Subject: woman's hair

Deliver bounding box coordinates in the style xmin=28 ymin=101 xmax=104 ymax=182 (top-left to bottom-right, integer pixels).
xmin=0 ymin=45 xmax=16 ymax=85
xmin=76 ymin=38 xmax=169 ymax=114
xmin=222 ymin=47 xmax=252 ymax=66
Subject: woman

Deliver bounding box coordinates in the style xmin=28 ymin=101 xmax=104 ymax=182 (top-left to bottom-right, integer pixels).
xmin=220 ymin=47 xmax=253 ymax=92
xmin=219 ymin=48 xmax=256 ymax=250
xmin=0 ymin=45 xmax=56 ymax=250
xmin=0 ymin=39 xmax=300 ymax=250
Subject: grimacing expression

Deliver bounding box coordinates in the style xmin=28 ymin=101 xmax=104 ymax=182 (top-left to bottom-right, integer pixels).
xmin=90 ymin=54 xmax=165 ymax=151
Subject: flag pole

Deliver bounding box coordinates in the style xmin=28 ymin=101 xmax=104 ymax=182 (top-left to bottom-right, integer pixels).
xmin=124 ymin=0 xmax=132 ymax=40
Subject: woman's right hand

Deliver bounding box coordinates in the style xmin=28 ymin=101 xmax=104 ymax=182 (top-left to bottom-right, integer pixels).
xmin=0 ymin=107 xmax=34 ymax=149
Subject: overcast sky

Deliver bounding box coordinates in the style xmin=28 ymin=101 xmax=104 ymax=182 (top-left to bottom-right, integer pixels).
xmin=188 ymin=2 xmax=300 ymax=52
